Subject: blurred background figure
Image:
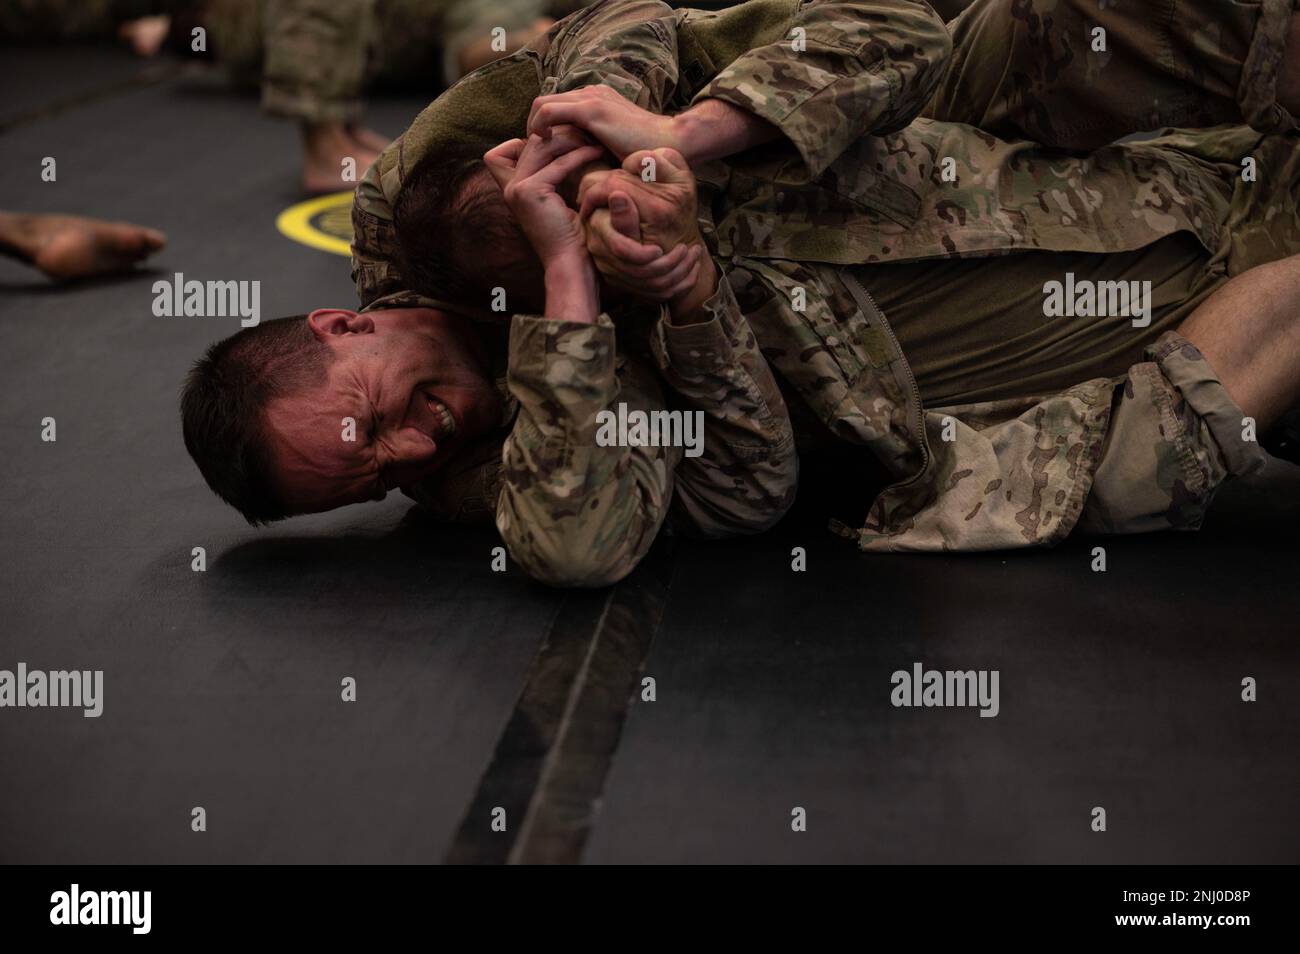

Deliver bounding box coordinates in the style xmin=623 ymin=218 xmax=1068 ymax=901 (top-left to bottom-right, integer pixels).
xmin=0 ymin=210 xmax=165 ymax=281
xmin=1 ymin=0 xmax=590 ymax=193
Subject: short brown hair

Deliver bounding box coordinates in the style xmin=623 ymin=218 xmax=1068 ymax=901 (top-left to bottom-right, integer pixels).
xmin=180 ymin=315 xmax=332 ymax=524
xmin=393 ymin=141 xmax=519 ymax=304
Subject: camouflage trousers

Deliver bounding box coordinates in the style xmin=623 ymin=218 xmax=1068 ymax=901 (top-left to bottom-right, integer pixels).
xmin=210 ymin=0 xmax=556 ymax=122
xmin=896 ymin=0 xmax=1300 ymax=542
xmin=1076 ymin=129 xmax=1299 ymax=535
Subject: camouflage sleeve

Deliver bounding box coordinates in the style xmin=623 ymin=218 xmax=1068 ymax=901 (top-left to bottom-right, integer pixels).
xmin=351 ymin=159 xmax=408 ymax=311
xmin=351 ymin=157 xmax=454 ymax=312
xmin=927 ymin=0 xmax=1298 ymax=150
xmin=542 ymin=0 xmax=683 ymax=106
xmin=694 ymin=1 xmax=953 ymax=178
xmin=496 ymin=312 xmax=680 ymax=588
xmin=649 ymin=274 xmax=800 ymax=538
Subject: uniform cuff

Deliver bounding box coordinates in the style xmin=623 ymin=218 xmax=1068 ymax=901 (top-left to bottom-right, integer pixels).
xmin=507 ymin=313 xmax=619 ymax=436
xmin=652 ymin=274 xmax=746 ymax=374
xmin=1149 ymin=332 xmax=1269 ymax=480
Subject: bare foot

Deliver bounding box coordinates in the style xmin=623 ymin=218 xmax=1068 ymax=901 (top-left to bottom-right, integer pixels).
xmin=117 ymin=15 xmax=171 ymax=58
xmin=347 ymin=125 xmax=391 ymax=155
xmin=14 ymin=214 xmax=166 ymax=282
xmin=302 ymin=121 xmax=381 ymax=194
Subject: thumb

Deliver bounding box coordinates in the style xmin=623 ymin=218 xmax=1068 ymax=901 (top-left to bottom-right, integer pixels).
xmin=608 ymin=191 xmax=641 ymax=239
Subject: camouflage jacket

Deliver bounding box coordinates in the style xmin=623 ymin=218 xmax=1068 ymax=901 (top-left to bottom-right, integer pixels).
xmin=350 ymin=0 xmax=1298 ymax=585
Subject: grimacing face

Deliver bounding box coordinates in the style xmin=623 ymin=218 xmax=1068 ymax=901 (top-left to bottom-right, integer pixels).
xmin=261 ymin=307 xmax=501 ymax=515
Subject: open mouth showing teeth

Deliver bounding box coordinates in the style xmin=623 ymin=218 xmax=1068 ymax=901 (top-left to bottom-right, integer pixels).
xmin=423 ymin=391 xmax=457 ymax=439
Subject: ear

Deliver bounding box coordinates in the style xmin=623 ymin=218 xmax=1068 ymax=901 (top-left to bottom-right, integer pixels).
xmin=306 ymin=308 xmax=375 ymax=339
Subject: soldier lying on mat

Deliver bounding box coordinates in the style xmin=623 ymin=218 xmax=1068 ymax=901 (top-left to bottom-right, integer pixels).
xmin=181 ymin=0 xmax=1300 ymax=586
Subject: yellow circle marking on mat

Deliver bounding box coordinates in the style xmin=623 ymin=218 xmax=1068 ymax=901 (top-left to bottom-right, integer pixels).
xmin=275 ymin=191 xmax=354 ymax=257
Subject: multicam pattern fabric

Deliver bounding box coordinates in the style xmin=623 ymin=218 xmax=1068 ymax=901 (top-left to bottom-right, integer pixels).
xmin=352 ymin=0 xmax=1298 ymax=584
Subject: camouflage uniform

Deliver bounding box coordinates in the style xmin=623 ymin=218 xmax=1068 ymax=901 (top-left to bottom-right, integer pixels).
xmin=206 ymin=0 xmax=573 ymax=122
xmin=351 ymin=0 xmax=1299 ymax=585
xmin=0 ymin=0 xmax=188 ymax=41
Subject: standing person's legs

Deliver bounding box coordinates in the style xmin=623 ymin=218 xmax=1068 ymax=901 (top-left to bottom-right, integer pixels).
xmin=260 ymin=0 xmax=389 ymax=193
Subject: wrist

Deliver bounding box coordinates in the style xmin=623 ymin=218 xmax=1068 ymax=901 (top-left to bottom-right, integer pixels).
xmin=543 ymin=252 xmax=600 ymax=324
xmin=671 ymin=98 xmax=783 ymax=166
xmin=668 ymin=245 xmax=719 ymax=324
xmin=667 ymin=110 xmax=706 ymax=166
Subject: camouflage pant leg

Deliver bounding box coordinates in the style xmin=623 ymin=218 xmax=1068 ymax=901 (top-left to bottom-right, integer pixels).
xmin=260 ymin=0 xmax=376 ymax=123
xmin=1078 ymin=332 xmax=1267 ymax=535
xmin=438 ymin=0 xmax=554 ymax=86
xmin=369 ymin=0 xmax=458 ymax=90
xmin=204 ymin=0 xmax=264 ymax=89
xmin=926 ymin=0 xmax=1299 ymax=150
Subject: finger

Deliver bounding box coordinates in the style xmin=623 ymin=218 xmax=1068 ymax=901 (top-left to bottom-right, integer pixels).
xmin=641 ymin=246 xmax=700 ymax=294
xmin=527 ymin=90 xmax=587 ymax=136
xmin=587 ymin=216 xmax=684 ymax=275
xmin=514 ymin=131 xmax=598 ymax=181
xmin=608 ymin=191 xmax=640 ymax=239
xmin=529 ymin=100 xmax=596 ymax=139
xmin=578 ymin=169 xmax=644 ymax=218
xmin=576 ymin=169 xmax=613 ymax=215
xmin=664 ymin=258 xmax=703 ymax=301
xmin=485 ymin=138 xmax=524 ymax=164
xmin=592 ymin=209 xmax=665 ymax=272
xmin=523 ymin=143 xmax=606 ymax=189
xmin=578 ymin=179 xmax=614 ymax=219
xmin=610 ymin=241 xmax=691 ymax=280
xmin=586 ymin=216 xmax=664 ymax=269
xmin=601 ymin=220 xmax=664 ymax=263
xmin=483 ymin=138 xmax=524 ymax=190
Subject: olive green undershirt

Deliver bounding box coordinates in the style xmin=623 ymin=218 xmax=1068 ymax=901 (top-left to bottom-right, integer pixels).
xmin=865 ymin=232 xmax=1222 ymax=406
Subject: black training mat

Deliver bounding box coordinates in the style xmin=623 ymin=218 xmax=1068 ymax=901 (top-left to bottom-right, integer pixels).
xmin=2 ymin=43 xmax=1298 ymax=866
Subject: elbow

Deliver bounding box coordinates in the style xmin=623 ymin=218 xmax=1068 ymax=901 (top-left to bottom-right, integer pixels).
xmin=520 ymin=545 xmax=639 ymax=589
xmin=497 ymin=513 xmax=649 ymax=589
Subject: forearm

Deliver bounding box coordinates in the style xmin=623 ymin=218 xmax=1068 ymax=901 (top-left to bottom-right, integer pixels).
xmin=497 ymin=314 xmax=676 ymax=587
xmin=546 ymin=0 xmax=679 ymax=107
xmin=696 ymin=0 xmax=952 ymax=178
xmin=653 ymin=271 xmax=799 ymax=538
xmin=668 ymin=243 xmax=720 ymax=323
xmin=543 ymin=254 xmax=600 ymax=324
xmin=670 ymin=99 xmax=782 ymax=167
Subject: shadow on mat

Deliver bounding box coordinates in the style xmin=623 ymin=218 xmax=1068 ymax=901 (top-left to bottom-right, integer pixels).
xmin=0 ymin=266 xmax=167 ymax=295
xmin=199 ymin=506 xmax=554 ymax=616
